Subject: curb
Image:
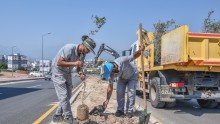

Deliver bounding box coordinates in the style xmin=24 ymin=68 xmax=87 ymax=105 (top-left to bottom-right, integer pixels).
xmin=0 ymin=77 xmax=44 ymax=83
xmin=70 ymin=83 xmax=84 ymax=104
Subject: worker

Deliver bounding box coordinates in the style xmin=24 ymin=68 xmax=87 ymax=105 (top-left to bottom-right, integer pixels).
xmin=102 ymin=44 xmax=145 ymax=118
xmin=51 ymin=35 xmax=96 ymax=124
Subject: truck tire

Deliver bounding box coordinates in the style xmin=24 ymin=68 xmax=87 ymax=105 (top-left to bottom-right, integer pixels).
xmin=197 ymin=99 xmax=218 ymax=108
xmin=207 ymin=100 xmax=219 ymax=108
xmin=165 ymin=101 xmax=176 ymax=108
xmin=149 ymin=77 xmax=165 ymax=108
xmin=197 ymin=99 xmax=211 ymax=108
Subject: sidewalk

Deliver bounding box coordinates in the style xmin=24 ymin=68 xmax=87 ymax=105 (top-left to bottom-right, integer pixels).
xmin=0 ymin=77 xmax=43 ymax=83
xmin=69 ymin=76 xmax=153 ymax=124
xmin=0 ymin=71 xmax=43 ymax=83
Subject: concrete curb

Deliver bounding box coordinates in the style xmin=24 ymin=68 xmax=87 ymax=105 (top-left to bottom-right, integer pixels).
xmin=70 ymin=83 xmax=84 ymax=104
xmin=0 ymin=77 xmax=44 ymax=83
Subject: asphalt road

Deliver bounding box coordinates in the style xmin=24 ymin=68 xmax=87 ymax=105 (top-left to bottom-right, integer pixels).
xmin=0 ymin=77 xmax=81 ymax=124
xmin=136 ymin=95 xmax=220 ymax=124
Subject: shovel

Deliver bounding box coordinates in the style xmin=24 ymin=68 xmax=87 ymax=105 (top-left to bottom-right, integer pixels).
xmin=138 ymin=23 xmax=151 ymax=124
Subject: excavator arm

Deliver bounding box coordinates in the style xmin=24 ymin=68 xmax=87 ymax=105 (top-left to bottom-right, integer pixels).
xmin=94 ymin=43 xmax=120 ymax=66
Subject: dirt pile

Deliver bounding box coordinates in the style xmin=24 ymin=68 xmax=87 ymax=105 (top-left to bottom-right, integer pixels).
xmin=71 ymin=76 xmax=142 ymax=124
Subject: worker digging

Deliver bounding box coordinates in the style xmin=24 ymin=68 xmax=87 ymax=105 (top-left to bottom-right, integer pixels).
xmin=51 ymin=35 xmax=96 ymax=124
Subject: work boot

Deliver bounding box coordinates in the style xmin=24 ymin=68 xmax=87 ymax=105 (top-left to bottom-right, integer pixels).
xmin=64 ymin=115 xmax=78 ymax=124
xmin=52 ymin=114 xmax=63 ymax=123
xmin=126 ymin=112 xmax=133 ymax=118
xmin=115 ymin=110 xmax=124 ymax=117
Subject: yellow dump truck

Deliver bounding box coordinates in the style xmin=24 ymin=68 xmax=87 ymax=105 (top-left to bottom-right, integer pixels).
xmin=134 ymin=25 xmax=220 ymax=108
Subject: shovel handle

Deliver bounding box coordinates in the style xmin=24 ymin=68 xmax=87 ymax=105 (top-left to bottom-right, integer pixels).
xmin=139 ymin=23 xmax=147 ymax=109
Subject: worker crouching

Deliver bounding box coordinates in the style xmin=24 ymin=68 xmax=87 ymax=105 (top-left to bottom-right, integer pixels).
xmin=102 ymin=44 xmax=145 ymax=118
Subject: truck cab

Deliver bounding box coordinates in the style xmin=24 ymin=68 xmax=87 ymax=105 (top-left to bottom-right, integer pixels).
xmin=122 ymin=40 xmax=139 ymax=65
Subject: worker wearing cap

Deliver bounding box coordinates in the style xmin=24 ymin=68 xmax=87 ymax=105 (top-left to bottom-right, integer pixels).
xmin=51 ymin=35 xmax=96 ymax=124
xmin=102 ymin=44 xmax=145 ymax=118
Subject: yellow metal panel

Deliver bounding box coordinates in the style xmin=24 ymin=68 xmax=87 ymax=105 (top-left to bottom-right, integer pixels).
xmin=203 ymin=39 xmax=209 ymax=61
xmin=161 ymin=25 xmax=189 ymax=65
xmin=209 ymin=39 xmax=220 ymax=61
xmin=144 ymin=65 xmax=220 ymax=72
xmin=188 ymin=33 xmax=220 ymax=66
xmin=188 ymin=38 xmax=203 ymax=60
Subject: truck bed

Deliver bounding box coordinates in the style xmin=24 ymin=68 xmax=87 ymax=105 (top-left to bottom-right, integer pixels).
xmin=137 ymin=25 xmax=220 ymax=72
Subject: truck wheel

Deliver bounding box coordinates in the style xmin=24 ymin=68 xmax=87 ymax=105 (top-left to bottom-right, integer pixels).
xmin=207 ymin=100 xmax=219 ymax=108
xmin=197 ymin=99 xmax=219 ymax=108
xmin=165 ymin=101 xmax=176 ymax=108
xmin=149 ymin=77 xmax=165 ymax=108
xmin=197 ymin=99 xmax=211 ymax=108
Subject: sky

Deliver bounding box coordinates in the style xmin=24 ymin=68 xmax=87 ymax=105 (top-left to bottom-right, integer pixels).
xmin=0 ymin=0 xmax=220 ymax=61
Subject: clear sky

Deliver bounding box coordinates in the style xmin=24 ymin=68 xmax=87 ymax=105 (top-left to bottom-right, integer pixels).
xmin=0 ymin=0 xmax=220 ymax=61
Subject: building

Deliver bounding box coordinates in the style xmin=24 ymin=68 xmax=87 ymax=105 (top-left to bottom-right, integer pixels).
xmin=39 ymin=60 xmax=52 ymax=73
xmin=0 ymin=55 xmax=7 ymax=63
xmin=31 ymin=60 xmax=40 ymax=70
xmin=7 ymin=53 xmax=27 ymax=70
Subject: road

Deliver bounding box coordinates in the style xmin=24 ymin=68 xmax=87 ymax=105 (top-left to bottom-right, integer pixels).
xmin=136 ymin=95 xmax=220 ymax=124
xmin=0 ymin=77 xmax=81 ymax=124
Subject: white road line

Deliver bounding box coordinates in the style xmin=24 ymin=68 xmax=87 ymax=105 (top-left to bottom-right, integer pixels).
xmin=48 ymin=102 xmax=59 ymax=106
xmin=27 ymin=85 xmax=41 ymax=88
xmin=0 ymin=80 xmax=36 ymax=86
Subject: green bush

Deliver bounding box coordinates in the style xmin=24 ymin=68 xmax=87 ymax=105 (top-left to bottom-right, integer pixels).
xmin=32 ymin=68 xmax=39 ymax=71
xmin=18 ymin=66 xmax=25 ymax=71
xmin=0 ymin=63 xmax=8 ymax=69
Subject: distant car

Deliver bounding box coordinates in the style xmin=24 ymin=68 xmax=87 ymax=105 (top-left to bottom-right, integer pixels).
xmin=29 ymin=71 xmax=43 ymax=77
xmin=44 ymin=72 xmax=52 ymax=80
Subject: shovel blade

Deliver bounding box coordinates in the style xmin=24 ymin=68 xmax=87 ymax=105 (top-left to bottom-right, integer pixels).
xmin=138 ymin=109 xmax=151 ymax=124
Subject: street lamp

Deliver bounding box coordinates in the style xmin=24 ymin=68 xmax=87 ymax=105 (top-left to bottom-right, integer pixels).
xmin=11 ymin=46 xmax=16 ymax=77
xmin=42 ymin=32 xmax=51 ymax=76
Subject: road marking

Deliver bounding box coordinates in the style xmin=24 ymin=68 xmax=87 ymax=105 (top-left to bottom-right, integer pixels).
xmin=151 ymin=114 xmax=163 ymax=124
xmin=32 ymin=82 xmax=82 ymax=124
xmin=27 ymin=85 xmax=41 ymax=88
xmin=0 ymin=93 xmax=2 ymax=95
xmin=0 ymin=80 xmax=36 ymax=86
xmin=48 ymin=102 xmax=59 ymax=106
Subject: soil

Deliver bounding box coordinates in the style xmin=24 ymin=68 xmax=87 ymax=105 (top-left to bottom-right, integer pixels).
xmin=77 ymin=104 xmax=89 ymax=121
xmin=0 ymin=71 xmax=29 ymax=79
xmin=71 ymin=76 xmax=143 ymax=124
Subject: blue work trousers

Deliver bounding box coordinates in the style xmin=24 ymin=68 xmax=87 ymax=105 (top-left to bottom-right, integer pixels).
xmin=116 ymin=72 xmax=138 ymax=113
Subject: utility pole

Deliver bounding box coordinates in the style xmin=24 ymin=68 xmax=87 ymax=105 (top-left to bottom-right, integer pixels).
xmin=42 ymin=32 xmax=51 ymax=76
xmin=11 ymin=46 xmax=16 ymax=77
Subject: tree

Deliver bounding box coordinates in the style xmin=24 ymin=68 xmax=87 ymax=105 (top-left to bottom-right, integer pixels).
xmin=0 ymin=63 xmax=8 ymax=69
xmin=153 ymin=19 xmax=177 ymax=65
xmin=89 ymin=15 xmax=106 ymax=36
xmin=202 ymin=10 xmax=220 ymax=33
xmin=32 ymin=68 xmax=38 ymax=71
xmin=18 ymin=66 xmax=25 ymax=71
